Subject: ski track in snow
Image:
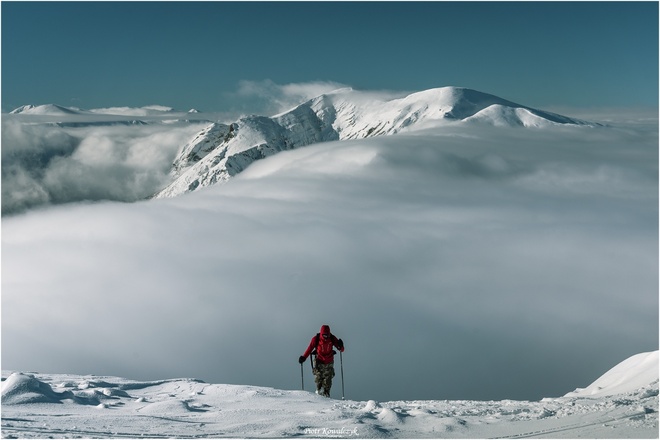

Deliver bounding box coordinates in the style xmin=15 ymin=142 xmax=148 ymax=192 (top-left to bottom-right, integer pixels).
xmin=2 ymin=356 xmax=658 ymax=439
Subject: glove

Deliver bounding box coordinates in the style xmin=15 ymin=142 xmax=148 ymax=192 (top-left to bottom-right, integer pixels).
xmin=298 ymin=356 xmax=305 ymax=364
xmin=337 ymin=339 xmax=344 ymax=350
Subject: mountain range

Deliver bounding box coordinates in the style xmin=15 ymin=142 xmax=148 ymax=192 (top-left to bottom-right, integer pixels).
xmin=9 ymin=103 xmax=197 ymax=116
xmin=8 ymin=104 xmax=206 ymax=128
xmin=154 ymin=86 xmax=597 ymax=199
xmin=8 ymin=86 xmax=599 ymax=200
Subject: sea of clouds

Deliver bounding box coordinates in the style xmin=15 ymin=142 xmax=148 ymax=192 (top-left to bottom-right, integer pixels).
xmin=1 ymin=89 xmax=657 ymax=402
xmin=1 ymin=80 xmax=364 ymax=216
xmin=1 ymin=118 xmax=206 ymax=215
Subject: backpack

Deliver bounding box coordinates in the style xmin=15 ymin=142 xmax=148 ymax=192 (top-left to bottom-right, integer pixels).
xmin=311 ymin=333 xmax=338 ymax=361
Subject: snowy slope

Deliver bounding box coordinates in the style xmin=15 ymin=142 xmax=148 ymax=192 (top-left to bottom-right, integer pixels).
xmin=564 ymin=351 xmax=659 ymax=398
xmin=155 ymin=86 xmax=596 ymax=199
xmin=2 ymin=351 xmax=657 ymax=438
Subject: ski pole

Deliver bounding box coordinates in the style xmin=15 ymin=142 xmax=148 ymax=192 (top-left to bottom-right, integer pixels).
xmin=340 ymin=351 xmax=345 ymax=400
xmin=300 ymin=362 xmax=304 ymax=390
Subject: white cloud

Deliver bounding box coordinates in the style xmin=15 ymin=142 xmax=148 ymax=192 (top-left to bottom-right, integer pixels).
xmin=2 ymin=116 xmax=656 ymax=402
xmin=231 ymin=79 xmax=411 ymax=117
xmin=233 ymin=79 xmax=351 ymax=115
xmin=0 ymin=81 xmax=409 ymax=215
xmin=1 ymin=118 xmax=205 ymax=215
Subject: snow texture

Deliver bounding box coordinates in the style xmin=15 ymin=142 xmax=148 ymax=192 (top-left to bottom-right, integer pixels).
xmin=2 ymin=351 xmax=657 ymax=438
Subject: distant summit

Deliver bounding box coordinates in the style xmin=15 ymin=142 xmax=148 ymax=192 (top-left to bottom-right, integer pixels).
xmin=9 ymin=87 xmax=599 ymax=202
xmin=9 ymin=104 xmax=81 ymax=115
xmin=156 ymin=86 xmax=597 ymax=199
xmin=9 ymin=104 xmax=181 ymax=117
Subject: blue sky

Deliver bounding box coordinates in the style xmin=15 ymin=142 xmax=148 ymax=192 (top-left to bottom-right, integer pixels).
xmin=2 ymin=1 xmax=658 ymax=113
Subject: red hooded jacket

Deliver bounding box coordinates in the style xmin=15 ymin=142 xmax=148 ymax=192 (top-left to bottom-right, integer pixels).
xmin=302 ymin=325 xmax=344 ymax=365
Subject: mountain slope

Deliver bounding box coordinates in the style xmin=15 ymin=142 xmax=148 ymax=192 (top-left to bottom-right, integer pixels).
xmin=156 ymin=86 xmax=596 ymax=199
xmin=564 ymin=351 xmax=659 ymax=398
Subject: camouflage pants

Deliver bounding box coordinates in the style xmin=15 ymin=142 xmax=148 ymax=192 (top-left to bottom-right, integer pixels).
xmin=313 ymin=362 xmax=335 ymax=396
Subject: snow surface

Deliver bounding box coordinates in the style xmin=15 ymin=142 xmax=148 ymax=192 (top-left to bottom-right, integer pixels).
xmin=2 ymin=351 xmax=657 ymax=438
xmin=564 ymin=351 xmax=659 ymax=399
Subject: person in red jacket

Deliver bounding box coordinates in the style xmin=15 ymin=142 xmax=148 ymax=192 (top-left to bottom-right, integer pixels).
xmin=298 ymin=324 xmax=344 ymax=397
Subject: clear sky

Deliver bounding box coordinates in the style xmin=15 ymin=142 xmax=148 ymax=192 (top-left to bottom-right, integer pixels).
xmin=2 ymin=1 xmax=658 ymax=113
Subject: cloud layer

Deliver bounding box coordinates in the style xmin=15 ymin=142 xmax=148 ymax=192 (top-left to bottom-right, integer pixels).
xmin=2 ymin=115 xmax=657 ymax=403
xmin=2 ymin=80 xmax=403 ymax=216
xmin=1 ymin=118 xmax=205 ymax=215
xmin=233 ymin=79 xmax=351 ymax=115
xmin=227 ymin=79 xmax=408 ymax=117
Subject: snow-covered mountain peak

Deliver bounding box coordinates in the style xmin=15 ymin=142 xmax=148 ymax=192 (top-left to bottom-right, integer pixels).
xmin=9 ymin=103 xmax=185 ymax=117
xmin=402 ymin=86 xmax=511 ymax=119
xmin=154 ymin=86 xmax=598 ymax=199
xmin=9 ymin=104 xmax=82 ymax=115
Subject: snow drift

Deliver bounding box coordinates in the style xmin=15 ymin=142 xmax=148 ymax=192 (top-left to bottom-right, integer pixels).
xmin=564 ymin=351 xmax=659 ymax=399
xmin=2 ymin=351 xmax=657 ymax=438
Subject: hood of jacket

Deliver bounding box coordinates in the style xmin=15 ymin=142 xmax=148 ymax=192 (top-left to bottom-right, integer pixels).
xmin=320 ymin=325 xmax=331 ymax=336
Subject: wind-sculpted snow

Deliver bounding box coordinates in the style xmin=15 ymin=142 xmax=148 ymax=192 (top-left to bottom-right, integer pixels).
xmin=2 ymin=352 xmax=657 ymax=438
xmin=155 ymin=86 xmax=597 ymax=198
xmin=564 ymin=351 xmax=659 ymax=398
